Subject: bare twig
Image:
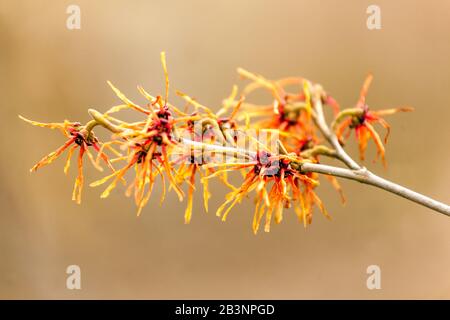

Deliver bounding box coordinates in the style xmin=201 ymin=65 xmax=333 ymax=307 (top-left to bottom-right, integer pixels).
xmin=300 ymin=162 xmax=450 ymax=216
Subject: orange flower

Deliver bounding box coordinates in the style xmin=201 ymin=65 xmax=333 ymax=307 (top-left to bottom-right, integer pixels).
xmin=237 ymin=69 xmax=338 ymax=127
xmin=234 ymin=69 xmax=343 ymax=153
xmin=204 ymin=150 xmax=328 ymax=233
xmin=236 ymin=69 xmax=311 ymax=134
xmin=19 ymin=116 xmax=114 ymax=204
xmin=334 ymin=74 xmax=413 ymax=165
xmin=90 ymin=52 xmax=186 ymax=215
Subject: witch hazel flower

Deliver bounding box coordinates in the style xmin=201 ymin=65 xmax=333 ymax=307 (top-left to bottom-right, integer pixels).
xmin=332 ymin=74 xmax=413 ymax=165
xmin=19 ymin=115 xmax=115 ymax=204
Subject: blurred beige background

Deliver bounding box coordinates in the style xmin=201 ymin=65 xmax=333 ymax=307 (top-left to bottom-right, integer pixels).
xmin=0 ymin=0 xmax=449 ymax=299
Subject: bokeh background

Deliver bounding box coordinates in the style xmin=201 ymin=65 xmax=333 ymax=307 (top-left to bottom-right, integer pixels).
xmin=1 ymin=0 xmax=449 ymax=299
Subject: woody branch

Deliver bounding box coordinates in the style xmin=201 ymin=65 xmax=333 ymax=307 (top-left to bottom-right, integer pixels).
xmin=85 ymin=107 xmax=450 ymax=217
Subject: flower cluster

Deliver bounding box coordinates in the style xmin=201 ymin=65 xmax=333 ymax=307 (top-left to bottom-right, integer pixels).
xmin=20 ymin=53 xmax=412 ymax=233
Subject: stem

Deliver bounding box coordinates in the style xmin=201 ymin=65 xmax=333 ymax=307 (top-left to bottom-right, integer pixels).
xmin=311 ymin=91 xmax=360 ymax=169
xmin=179 ymin=138 xmax=255 ymax=159
xmin=87 ymin=109 xmax=123 ymax=134
xmin=300 ymin=162 xmax=450 ymax=216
